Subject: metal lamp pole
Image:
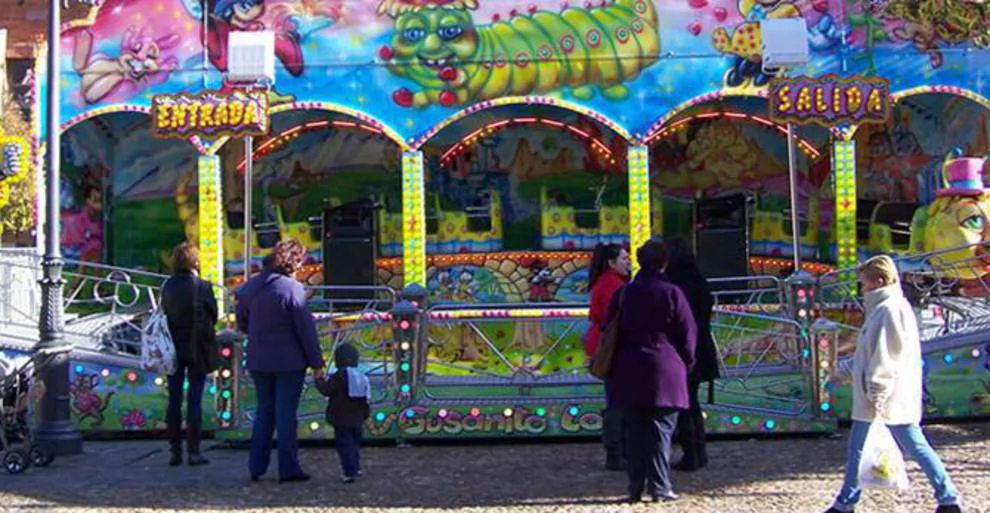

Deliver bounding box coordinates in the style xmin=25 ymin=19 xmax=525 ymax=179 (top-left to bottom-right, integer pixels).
xmin=34 ymin=0 xmax=83 ymax=455
xmin=243 ymin=136 xmax=253 ymax=281
xmin=785 ymin=122 xmax=802 ymax=273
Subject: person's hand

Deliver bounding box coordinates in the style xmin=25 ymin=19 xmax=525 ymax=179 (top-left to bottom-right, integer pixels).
xmin=873 ymin=396 xmax=888 ymax=419
xmin=313 ymin=367 xmax=325 ymax=380
xmin=825 ymin=376 xmax=843 ymax=392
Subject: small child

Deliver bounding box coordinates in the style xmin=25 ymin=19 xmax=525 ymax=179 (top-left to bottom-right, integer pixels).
xmin=315 ymin=342 xmax=370 ymax=483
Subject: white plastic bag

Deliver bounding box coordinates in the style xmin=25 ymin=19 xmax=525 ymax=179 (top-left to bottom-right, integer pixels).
xmin=858 ymin=421 xmax=910 ymax=491
xmin=141 ymin=309 xmax=177 ymax=375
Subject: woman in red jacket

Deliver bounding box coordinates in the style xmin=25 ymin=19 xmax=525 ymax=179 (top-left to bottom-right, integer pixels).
xmin=585 ymin=243 xmax=631 ymax=470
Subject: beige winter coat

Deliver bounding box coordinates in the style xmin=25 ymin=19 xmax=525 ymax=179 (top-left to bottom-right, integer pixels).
xmin=834 ymin=284 xmax=924 ymax=425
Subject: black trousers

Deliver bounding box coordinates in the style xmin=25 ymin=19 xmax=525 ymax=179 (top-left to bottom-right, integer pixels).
xmin=623 ymin=407 xmax=679 ymax=497
xmin=675 ymin=377 xmax=708 ymax=466
xmin=166 ymin=362 xmax=207 ymax=454
xmin=602 ymin=407 xmax=625 ymax=464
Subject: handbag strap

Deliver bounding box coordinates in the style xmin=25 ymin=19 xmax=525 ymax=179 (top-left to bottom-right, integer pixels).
xmin=613 ymin=287 xmax=628 ymax=317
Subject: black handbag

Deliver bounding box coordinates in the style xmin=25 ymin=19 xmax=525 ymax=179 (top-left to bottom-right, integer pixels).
xmin=193 ymin=279 xmax=219 ymax=372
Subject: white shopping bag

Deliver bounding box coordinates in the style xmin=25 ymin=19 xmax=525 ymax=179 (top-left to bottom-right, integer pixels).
xmin=141 ymin=309 xmax=177 ymax=375
xmin=857 ymin=421 xmax=910 ymax=491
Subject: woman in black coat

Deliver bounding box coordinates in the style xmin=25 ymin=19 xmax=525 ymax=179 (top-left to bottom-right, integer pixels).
xmin=663 ymin=236 xmax=719 ymax=471
xmin=161 ymin=242 xmax=219 ymax=466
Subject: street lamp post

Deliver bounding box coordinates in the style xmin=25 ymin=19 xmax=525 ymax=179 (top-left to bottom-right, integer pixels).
xmin=34 ymin=0 xmax=83 ymax=456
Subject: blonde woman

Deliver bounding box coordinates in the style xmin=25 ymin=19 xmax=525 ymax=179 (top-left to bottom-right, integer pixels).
xmin=824 ymin=255 xmax=962 ymax=513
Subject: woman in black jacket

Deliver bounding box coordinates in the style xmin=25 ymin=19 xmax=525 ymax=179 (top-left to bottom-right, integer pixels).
xmin=663 ymin=236 xmax=719 ymax=471
xmin=161 ymin=242 xmax=219 ymax=466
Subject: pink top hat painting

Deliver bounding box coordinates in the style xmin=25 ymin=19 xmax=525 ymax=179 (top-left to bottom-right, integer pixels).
xmin=939 ymin=148 xmax=989 ymax=198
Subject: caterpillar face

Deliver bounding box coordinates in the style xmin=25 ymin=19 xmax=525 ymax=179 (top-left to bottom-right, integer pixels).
xmin=390 ymin=8 xmax=479 ymax=90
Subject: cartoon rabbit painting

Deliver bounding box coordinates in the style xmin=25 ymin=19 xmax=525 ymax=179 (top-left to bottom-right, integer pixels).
xmin=72 ymin=26 xmax=180 ymax=104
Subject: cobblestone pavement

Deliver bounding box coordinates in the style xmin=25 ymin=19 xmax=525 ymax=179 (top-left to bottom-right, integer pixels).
xmin=1 ymin=423 xmax=988 ymax=513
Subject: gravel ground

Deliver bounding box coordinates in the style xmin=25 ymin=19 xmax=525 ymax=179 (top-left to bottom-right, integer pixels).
xmin=1 ymin=423 xmax=988 ymax=513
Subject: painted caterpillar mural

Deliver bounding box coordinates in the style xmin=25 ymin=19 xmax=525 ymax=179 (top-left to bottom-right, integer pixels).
xmin=377 ymin=0 xmax=660 ymax=108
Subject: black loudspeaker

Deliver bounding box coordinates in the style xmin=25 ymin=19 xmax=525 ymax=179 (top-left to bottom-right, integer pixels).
xmin=322 ymin=200 xmax=380 ymax=304
xmin=696 ymin=229 xmax=749 ymax=279
xmin=322 ymin=238 xmax=377 ymax=301
xmin=323 ymin=198 xmax=378 ymax=238
xmin=694 ymin=194 xmax=750 ymax=297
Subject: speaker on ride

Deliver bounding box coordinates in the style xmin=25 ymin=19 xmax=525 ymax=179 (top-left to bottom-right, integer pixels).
xmin=321 ymin=198 xmax=380 ymax=305
xmin=693 ymin=193 xmax=750 ymax=299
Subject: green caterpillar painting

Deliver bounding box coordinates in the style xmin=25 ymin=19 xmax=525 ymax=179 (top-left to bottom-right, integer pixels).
xmin=376 ymin=0 xmax=660 ymax=108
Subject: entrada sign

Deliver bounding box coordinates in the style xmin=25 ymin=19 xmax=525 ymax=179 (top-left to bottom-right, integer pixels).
xmin=769 ymin=75 xmax=890 ymax=127
xmin=151 ymin=91 xmax=270 ymax=139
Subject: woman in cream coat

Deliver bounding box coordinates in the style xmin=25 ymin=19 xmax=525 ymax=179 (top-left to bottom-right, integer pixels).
xmin=824 ymin=255 xmax=962 ymax=513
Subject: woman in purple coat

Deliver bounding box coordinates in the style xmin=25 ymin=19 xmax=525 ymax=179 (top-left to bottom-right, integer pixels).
xmin=236 ymin=239 xmax=325 ymax=483
xmin=605 ymin=238 xmax=697 ymax=503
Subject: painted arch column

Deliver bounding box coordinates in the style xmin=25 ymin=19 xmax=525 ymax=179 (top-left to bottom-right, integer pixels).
xmin=832 ymin=140 xmax=857 ymax=271
xmin=197 ymin=155 xmax=225 ymax=310
xmin=401 ymin=151 xmax=427 ymax=287
xmin=628 ymin=145 xmax=651 ymax=273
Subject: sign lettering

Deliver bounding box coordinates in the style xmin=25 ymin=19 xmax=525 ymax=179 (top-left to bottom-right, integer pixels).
xmin=151 ymin=91 xmax=270 ymax=139
xmin=769 ymin=74 xmax=890 ymax=127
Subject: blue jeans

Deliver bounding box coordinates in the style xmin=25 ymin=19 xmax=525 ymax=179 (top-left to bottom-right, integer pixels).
xmin=833 ymin=420 xmax=960 ymax=511
xmin=623 ymin=407 xmax=679 ymax=498
xmin=334 ymin=425 xmax=363 ymax=477
xmin=166 ymin=362 xmax=207 ymax=453
xmin=248 ymin=370 xmax=306 ymax=478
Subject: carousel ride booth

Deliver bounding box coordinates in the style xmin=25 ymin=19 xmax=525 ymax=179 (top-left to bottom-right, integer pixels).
xmin=212 ymin=98 xmax=857 ymax=441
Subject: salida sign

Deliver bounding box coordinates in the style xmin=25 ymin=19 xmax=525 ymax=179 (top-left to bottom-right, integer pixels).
xmin=769 ymin=74 xmax=890 ymax=127
xmin=151 ymin=91 xmax=270 ymax=139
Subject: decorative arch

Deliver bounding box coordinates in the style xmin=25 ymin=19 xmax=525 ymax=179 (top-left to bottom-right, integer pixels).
xmin=204 ymin=101 xmax=410 ymax=155
xmin=844 ymin=85 xmax=990 ymax=141
xmin=60 ymin=105 xmax=207 ymax=153
xmin=411 ymin=96 xmax=635 ymax=150
xmin=637 ymin=89 xmax=846 ymax=144
xmin=642 ymin=110 xmax=822 ymax=159
xmin=638 ymin=90 xmax=767 ymax=143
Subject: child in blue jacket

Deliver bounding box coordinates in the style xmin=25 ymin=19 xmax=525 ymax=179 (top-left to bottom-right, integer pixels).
xmin=315 ymin=342 xmax=370 ymax=482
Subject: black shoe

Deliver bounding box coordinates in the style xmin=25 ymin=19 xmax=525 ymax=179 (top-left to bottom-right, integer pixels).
xmin=279 ymin=472 xmax=311 ymax=483
xmin=168 ymin=453 xmax=182 ymax=467
xmin=341 ymin=475 xmax=357 ymax=484
xmin=650 ymin=491 xmax=679 ymax=502
xmin=250 ymin=474 xmax=262 ymax=482
xmin=188 ymin=454 xmax=210 ymax=466
xmin=935 ymin=506 xmax=962 ymax=513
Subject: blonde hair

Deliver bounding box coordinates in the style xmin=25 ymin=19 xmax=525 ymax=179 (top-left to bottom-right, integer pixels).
xmin=859 ymin=255 xmax=899 ymax=286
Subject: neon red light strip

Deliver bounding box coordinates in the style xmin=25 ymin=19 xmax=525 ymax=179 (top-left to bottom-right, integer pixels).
xmin=439 ymin=117 xmax=615 ymax=164
xmin=647 ymin=111 xmax=820 ymax=158
xmin=236 ymin=120 xmax=383 ymax=173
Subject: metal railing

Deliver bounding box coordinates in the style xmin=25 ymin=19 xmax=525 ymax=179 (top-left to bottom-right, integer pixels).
xmin=0 ymin=255 xmax=226 ymax=357
xmin=710 ymin=310 xmax=814 ymax=416
xmin=817 ymin=241 xmax=990 ymax=340
xmin=417 ymin=302 xmax=599 ymax=402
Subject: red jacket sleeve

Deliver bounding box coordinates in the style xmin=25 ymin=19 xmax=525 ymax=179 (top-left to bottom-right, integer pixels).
xmin=585 ymin=276 xmax=624 ymax=357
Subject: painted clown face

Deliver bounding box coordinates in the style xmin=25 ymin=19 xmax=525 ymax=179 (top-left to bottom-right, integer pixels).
xmin=922 ymin=194 xmax=990 ymax=280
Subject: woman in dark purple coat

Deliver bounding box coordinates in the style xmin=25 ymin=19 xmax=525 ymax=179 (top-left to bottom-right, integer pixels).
xmin=605 ymin=238 xmax=697 ymax=503
xmin=236 ymin=239 xmax=325 ymax=483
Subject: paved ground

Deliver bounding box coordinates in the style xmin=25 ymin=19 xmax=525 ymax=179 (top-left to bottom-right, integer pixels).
xmin=1 ymin=422 xmax=989 ymax=513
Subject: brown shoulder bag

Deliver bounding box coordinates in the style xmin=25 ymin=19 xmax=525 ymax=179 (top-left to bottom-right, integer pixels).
xmin=589 ymin=288 xmax=626 ymax=380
